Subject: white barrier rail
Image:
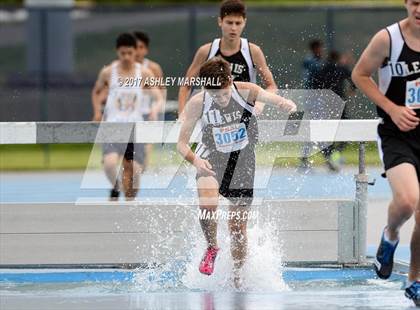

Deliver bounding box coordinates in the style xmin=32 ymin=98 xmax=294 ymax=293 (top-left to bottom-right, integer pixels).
xmin=0 ymin=120 xmax=379 ymax=144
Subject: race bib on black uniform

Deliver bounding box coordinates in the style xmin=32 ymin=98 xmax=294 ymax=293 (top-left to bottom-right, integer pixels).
xmin=406 ymin=79 xmax=420 ymax=108
xmin=212 ymin=123 xmax=249 ymax=153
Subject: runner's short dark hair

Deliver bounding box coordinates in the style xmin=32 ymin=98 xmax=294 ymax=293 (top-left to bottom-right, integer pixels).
xmin=199 ymin=57 xmax=232 ymax=89
xmin=220 ymin=0 xmax=246 ymax=19
xmin=116 ymin=33 xmax=136 ymax=49
xmin=133 ymin=31 xmax=150 ymax=47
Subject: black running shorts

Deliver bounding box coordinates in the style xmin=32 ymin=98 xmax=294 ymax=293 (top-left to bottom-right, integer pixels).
xmin=102 ymin=143 xmax=145 ymax=165
xmin=197 ymin=147 xmax=255 ymax=206
xmin=377 ymin=122 xmax=420 ymax=182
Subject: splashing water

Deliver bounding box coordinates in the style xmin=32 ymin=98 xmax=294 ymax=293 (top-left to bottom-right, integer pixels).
xmin=133 ymin=206 xmax=288 ymax=293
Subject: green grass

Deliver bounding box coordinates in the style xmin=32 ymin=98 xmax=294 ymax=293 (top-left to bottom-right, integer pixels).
xmin=0 ymin=144 xmax=102 ymax=171
xmin=0 ymin=142 xmax=380 ymax=171
xmin=257 ymin=142 xmax=381 ymax=167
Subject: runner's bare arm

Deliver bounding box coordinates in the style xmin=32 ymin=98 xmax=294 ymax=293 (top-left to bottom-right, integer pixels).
xmin=236 ymin=82 xmax=296 ymax=113
xmin=91 ymin=66 xmax=110 ymax=121
xmin=178 ymin=44 xmax=211 ymax=114
xmin=149 ymin=61 xmax=165 ymax=91
xmin=250 ymin=43 xmax=277 ymax=114
xmin=352 ymin=29 xmax=419 ymax=131
xmin=149 ymin=61 xmax=164 ymax=80
xmin=250 ymin=43 xmax=277 ymax=90
xmin=177 ymin=93 xmax=215 ymax=176
xmin=352 ymin=30 xmax=393 ymax=113
xmin=142 ymin=67 xmax=164 ymax=121
xmin=177 ymin=93 xmax=204 ymax=162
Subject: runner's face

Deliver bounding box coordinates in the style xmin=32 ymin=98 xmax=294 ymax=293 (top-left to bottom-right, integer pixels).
xmin=207 ymin=87 xmax=232 ymax=108
xmin=117 ymin=46 xmax=136 ymax=66
xmin=135 ymin=40 xmax=149 ymax=61
xmin=406 ymin=0 xmax=420 ymax=28
xmin=218 ymin=15 xmax=246 ymax=41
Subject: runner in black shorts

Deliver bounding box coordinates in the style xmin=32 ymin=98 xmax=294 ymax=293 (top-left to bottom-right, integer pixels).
xmin=102 ymin=143 xmax=146 ymax=165
xmin=352 ymin=1 xmax=420 ymax=305
xmin=177 ymin=57 xmax=296 ymax=288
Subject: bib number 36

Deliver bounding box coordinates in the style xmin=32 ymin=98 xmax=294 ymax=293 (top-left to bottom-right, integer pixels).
xmin=406 ymin=79 xmax=420 ymax=108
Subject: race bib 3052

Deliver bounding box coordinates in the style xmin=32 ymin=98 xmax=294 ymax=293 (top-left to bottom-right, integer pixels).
xmin=212 ymin=123 xmax=249 ymax=153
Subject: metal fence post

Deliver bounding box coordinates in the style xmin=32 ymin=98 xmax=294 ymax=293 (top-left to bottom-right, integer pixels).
xmin=355 ymin=142 xmax=368 ymax=263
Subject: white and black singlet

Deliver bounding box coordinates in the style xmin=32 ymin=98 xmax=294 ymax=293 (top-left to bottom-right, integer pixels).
xmin=207 ymin=38 xmax=257 ymax=83
xmin=196 ymin=83 xmax=259 ymax=205
xmin=377 ymin=22 xmax=420 ymax=180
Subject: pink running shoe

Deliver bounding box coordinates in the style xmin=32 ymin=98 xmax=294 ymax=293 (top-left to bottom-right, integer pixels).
xmin=199 ymin=247 xmax=219 ymax=275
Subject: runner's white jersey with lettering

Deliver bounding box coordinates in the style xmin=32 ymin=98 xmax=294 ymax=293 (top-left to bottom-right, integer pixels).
xmin=196 ymin=83 xmax=258 ymax=157
xmin=104 ymin=62 xmax=144 ymax=122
